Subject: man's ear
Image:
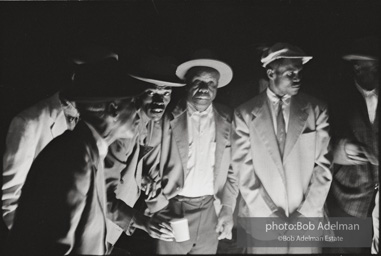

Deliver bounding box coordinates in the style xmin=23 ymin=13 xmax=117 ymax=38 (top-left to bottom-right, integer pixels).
xmin=107 ymin=101 xmax=119 ymax=118
xmin=266 ymin=69 xmax=275 ymax=80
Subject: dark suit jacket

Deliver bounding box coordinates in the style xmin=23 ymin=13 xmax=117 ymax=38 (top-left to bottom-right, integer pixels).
xmin=6 ymin=121 xmax=107 ymax=255
xmin=329 ymin=81 xmax=379 ymax=218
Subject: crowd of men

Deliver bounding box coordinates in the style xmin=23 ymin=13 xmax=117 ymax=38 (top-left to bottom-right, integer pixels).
xmin=1 ymin=37 xmax=379 ymax=255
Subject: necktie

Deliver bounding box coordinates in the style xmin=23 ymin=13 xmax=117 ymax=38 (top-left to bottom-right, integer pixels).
xmin=277 ymin=97 xmax=286 ymax=157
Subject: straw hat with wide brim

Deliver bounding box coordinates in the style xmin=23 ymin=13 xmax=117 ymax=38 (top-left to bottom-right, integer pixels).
xmin=176 ymin=59 xmax=233 ymax=88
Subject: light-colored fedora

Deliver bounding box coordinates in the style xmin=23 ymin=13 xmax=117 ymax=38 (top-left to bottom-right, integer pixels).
xmin=261 ymin=42 xmax=312 ymax=68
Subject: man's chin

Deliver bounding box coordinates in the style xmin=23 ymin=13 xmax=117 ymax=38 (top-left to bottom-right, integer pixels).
xmin=193 ymin=97 xmax=212 ymax=104
xmin=289 ymin=86 xmax=300 ymax=95
xmin=147 ymin=111 xmax=164 ymax=121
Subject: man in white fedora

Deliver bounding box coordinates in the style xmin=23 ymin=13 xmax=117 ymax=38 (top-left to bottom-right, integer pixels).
xmin=232 ymin=43 xmax=332 ymax=254
xmin=150 ymin=57 xmax=238 ymax=254
xmin=327 ymin=36 xmax=379 ymax=254
xmin=104 ymin=55 xmax=186 ymax=253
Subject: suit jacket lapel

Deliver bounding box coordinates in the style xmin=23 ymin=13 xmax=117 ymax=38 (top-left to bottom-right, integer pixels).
xmin=170 ymin=101 xmax=189 ymax=179
xmin=283 ymin=95 xmax=309 ymax=162
xmin=251 ymin=93 xmax=285 ymax=183
xmin=372 ymin=99 xmax=379 ymax=129
xmin=213 ymin=105 xmax=230 ymax=183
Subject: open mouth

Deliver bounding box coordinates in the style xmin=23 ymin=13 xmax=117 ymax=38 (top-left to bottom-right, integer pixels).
xmin=149 ymin=103 xmax=165 ymax=113
xmin=150 ymin=108 xmax=164 ymax=113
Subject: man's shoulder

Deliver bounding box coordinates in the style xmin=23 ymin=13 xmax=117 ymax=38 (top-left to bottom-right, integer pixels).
xmin=213 ymin=102 xmax=233 ymax=121
xmin=47 ymin=122 xmax=95 ymax=154
xmin=15 ymin=93 xmax=61 ymax=122
xmin=235 ymin=92 xmax=266 ymax=114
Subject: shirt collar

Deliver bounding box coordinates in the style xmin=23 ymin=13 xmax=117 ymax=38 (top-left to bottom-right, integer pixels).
xmin=84 ymin=121 xmax=108 ymax=159
xmin=187 ymin=102 xmax=213 ymax=116
xmin=266 ymin=87 xmax=291 ymax=105
xmin=355 ymin=81 xmax=378 ymax=98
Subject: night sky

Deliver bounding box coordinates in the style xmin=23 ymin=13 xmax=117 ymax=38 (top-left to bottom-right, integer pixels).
xmin=1 ymin=0 xmax=379 ymax=108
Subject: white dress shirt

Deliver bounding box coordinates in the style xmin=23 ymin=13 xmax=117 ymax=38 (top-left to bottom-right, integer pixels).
xmin=84 ymin=121 xmax=110 ymax=251
xmin=179 ymin=103 xmax=216 ymax=197
xmin=355 ymin=82 xmax=378 ymax=124
xmin=84 ymin=121 xmax=108 ymax=209
xmin=266 ymin=88 xmax=291 ymax=134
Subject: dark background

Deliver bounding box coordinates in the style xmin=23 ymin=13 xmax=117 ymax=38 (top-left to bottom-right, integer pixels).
xmin=0 ymin=0 xmax=380 ymax=253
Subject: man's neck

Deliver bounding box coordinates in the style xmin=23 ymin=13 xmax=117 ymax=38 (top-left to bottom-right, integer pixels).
xmin=268 ymin=84 xmax=286 ymax=97
xmin=188 ymin=102 xmax=211 ymax=112
xmin=355 ymin=79 xmax=378 ymax=92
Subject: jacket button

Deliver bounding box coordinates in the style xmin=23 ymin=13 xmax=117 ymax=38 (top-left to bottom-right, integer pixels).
xmin=176 ymin=187 xmax=181 ymax=191
xmin=120 ymin=179 xmax=124 ymax=184
xmin=375 ymin=183 xmax=379 ymax=190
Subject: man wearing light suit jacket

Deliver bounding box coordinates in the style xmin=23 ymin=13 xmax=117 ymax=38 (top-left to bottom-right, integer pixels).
xmin=104 ymin=56 xmax=186 ymax=252
xmin=232 ymin=43 xmax=332 ymax=254
xmin=150 ymin=58 xmax=238 ymax=254
xmin=1 ymin=47 xmax=117 ymax=229
xmin=2 ymin=86 xmax=79 ymax=231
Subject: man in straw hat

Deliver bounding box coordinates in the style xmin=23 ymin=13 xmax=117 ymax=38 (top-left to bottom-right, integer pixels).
xmin=104 ymin=55 xmax=186 ymax=253
xmin=5 ymin=58 xmax=147 ymax=255
xmin=327 ymin=36 xmax=379 ymax=254
xmin=149 ymin=56 xmax=238 ymax=254
xmin=232 ymin=43 xmax=332 ymax=254
xmin=1 ymin=46 xmax=118 ymax=230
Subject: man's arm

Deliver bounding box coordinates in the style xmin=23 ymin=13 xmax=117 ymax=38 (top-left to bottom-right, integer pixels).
xmin=106 ymin=178 xmax=174 ymax=244
xmin=297 ymin=105 xmax=333 ymax=217
xmin=2 ymin=116 xmax=39 ymax=229
xmin=105 ymin=142 xmax=173 ymax=245
xmin=231 ymin=109 xmax=271 ymax=217
xmin=216 ymin=124 xmax=239 ymax=240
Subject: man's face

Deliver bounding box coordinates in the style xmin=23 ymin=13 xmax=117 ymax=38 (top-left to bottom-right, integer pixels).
xmin=268 ymin=59 xmax=303 ymax=97
xmin=113 ymin=98 xmax=140 ymax=140
xmin=62 ymin=101 xmax=79 ymax=130
xmin=186 ymin=67 xmax=219 ymax=110
xmin=140 ymin=85 xmax=172 ymax=121
xmin=353 ymin=60 xmax=379 ymax=91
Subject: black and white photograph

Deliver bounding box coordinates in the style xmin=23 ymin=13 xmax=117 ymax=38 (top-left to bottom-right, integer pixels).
xmin=0 ymin=0 xmax=379 ymax=254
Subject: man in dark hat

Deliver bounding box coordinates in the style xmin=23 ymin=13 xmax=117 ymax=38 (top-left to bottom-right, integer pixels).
xmin=327 ymin=36 xmax=379 ymax=254
xmin=150 ymin=57 xmax=238 ymax=254
xmin=1 ymin=47 xmax=118 ymax=230
xmin=5 ymin=58 xmax=146 ymax=255
xmin=104 ymin=55 xmax=185 ymax=253
xmin=232 ymin=43 xmax=332 ymax=254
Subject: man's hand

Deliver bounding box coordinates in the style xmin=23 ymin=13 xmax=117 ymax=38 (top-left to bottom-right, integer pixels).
xmin=141 ymin=175 xmax=159 ymax=200
xmin=215 ymin=206 xmax=234 ymax=240
xmin=333 ymin=139 xmax=369 ymax=165
xmin=133 ymin=213 xmax=174 ymax=241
